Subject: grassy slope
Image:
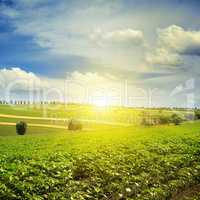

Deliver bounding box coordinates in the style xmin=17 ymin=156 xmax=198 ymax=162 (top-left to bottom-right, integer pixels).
xmin=0 ymin=121 xmax=200 ymax=199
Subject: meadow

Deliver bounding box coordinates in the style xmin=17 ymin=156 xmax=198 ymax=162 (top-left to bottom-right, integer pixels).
xmin=0 ymin=104 xmax=200 ymax=199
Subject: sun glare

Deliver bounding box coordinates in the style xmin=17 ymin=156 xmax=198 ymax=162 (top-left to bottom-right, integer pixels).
xmin=93 ymin=99 xmax=108 ymax=107
xmin=92 ymin=98 xmax=108 ymax=107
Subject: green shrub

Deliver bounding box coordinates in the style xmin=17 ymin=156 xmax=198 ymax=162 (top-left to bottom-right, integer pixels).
xmin=158 ymin=115 xmax=171 ymax=124
xmin=141 ymin=117 xmax=154 ymax=126
xmin=194 ymin=109 xmax=200 ymax=120
xmin=68 ymin=119 xmax=83 ymax=131
xmin=16 ymin=121 xmax=27 ymax=135
xmin=170 ymin=114 xmax=183 ymax=125
xmin=141 ymin=115 xmax=171 ymax=126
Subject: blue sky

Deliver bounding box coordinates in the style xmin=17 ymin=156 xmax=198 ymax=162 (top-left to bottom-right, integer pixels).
xmin=0 ymin=0 xmax=200 ymax=106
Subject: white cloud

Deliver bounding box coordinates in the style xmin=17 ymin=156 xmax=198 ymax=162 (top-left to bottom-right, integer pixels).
xmin=2 ymin=1 xmax=200 ymax=73
xmin=90 ymin=29 xmax=144 ymax=46
xmin=0 ymin=1 xmax=147 ymax=70
xmin=0 ymin=68 xmax=196 ymax=107
xmin=66 ymin=71 xmax=122 ymax=105
xmin=70 ymin=71 xmax=117 ymax=83
xmin=0 ymin=6 xmax=19 ymax=18
xmin=0 ymin=67 xmax=48 ymax=91
xmin=157 ymin=25 xmax=200 ymax=55
xmin=146 ymin=25 xmax=200 ymax=66
xmin=146 ymin=48 xmax=183 ymax=66
xmin=0 ymin=68 xmax=123 ymax=105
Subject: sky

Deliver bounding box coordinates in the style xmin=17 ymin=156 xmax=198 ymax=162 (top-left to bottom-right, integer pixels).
xmin=0 ymin=0 xmax=200 ymax=107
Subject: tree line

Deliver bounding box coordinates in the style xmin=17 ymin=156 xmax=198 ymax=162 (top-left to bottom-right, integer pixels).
xmin=0 ymin=100 xmax=62 ymax=105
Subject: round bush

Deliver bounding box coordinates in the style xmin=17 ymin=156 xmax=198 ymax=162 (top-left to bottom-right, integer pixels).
xmin=158 ymin=115 xmax=171 ymax=125
xmin=16 ymin=121 xmax=27 ymax=135
xmin=68 ymin=119 xmax=82 ymax=131
xmin=170 ymin=114 xmax=183 ymax=125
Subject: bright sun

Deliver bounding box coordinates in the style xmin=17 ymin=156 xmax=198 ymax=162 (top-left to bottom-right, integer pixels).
xmin=92 ymin=98 xmax=108 ymax=107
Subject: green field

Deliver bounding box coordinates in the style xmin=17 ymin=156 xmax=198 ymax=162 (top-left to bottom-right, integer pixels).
xmin=0 ymin=104 xmax=191 ymax=124
xmin=0 ymin=105 xmax=200 ymax=199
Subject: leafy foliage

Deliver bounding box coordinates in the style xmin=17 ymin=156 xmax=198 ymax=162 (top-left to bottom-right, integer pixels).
xmin=1 ymin=105 xmax=200 ymax=199
xmin=1 ymin=122 xmax=200 ymax=199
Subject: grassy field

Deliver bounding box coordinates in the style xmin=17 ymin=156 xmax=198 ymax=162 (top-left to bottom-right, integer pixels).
xmin=0 ymin=104 xmax=192 ymax=124
xmin=0 ymin=105 xmax=200 ymax=199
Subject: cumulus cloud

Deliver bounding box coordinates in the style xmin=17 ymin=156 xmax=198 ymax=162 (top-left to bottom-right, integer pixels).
xmin=90 ymin=29 xmax=144 ymax=47
xmin=0 ymin=66 xmax=124 ymax=104
xmin=0 ymin=67 xmax=122 ymax=104
xmin=0 ymin=67 xmax=48 ymax=91
xmin=146 ymin=48 xmax=183 ymax=66
xmin=158 ymin=25 xmax=200 ymax=56
xmin=146 ymin=25 xmax=200 ymax=66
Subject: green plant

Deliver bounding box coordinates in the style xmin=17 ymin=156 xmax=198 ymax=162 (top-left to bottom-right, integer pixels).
xmin=170 ymin=114 xmax=183 ymax=125
xmin=16 ymin=121 xmax=27 ymax=135
xmin=1 ymin=114 xmax=200 ymax=200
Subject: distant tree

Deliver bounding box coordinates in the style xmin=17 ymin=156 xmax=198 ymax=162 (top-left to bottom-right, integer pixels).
xmin=68 ymin=119 xmax=83 ymax=130
xmin=194 ymin=109 xmax=200 ymax=120
xmin=158 ymin=115 xmax=171 ymax=124
xmin=170 ymin=114 xmax=183 ymax=125
xmin=16 ymin=121 xmax=27 ymax=135
xmin=141 ymin=117 xmax=152 ymax=126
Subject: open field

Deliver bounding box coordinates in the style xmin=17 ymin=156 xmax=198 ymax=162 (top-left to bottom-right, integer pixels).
xmin=0 ymin=105 xmax=200 ymax=199
xmin=0 ymin=104 xmax=193 ymax=124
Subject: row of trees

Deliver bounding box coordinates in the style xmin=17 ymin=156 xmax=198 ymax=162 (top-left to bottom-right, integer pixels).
xmin=0 ymin=100 xmax=62 ymax=105
xmin=141 ymin=109 xmax=200 ymax=126
xmin=141 ymin=113 xmax=184 ymax=126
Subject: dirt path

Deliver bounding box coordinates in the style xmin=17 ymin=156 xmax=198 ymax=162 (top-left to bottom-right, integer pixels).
xmin=172 ymin=184 xmax=200 ymax=200
xmin=0 ymin=114 xmax=131 ymax=127
xmin=0 ymin=122 xmax=67 ymax=129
